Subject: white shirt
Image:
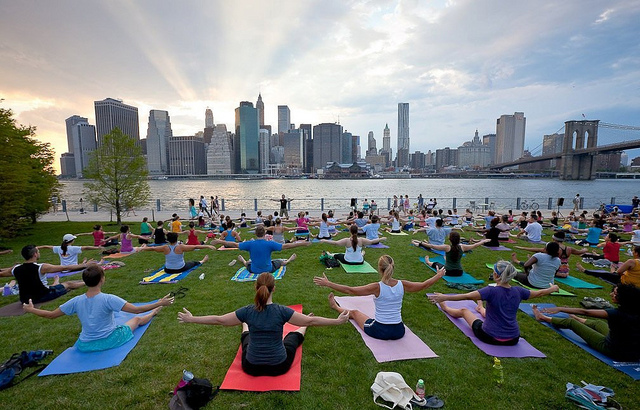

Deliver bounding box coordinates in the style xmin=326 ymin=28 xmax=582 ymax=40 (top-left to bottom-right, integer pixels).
xmin=524 ymin=222 xmax=543 ymax=242
xmin=53 ymin=245 xmax=82 ymax=266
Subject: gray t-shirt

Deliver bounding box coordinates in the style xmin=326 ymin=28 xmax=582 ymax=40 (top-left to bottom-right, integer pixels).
xmin=235 ymin=304 xmax=295 ymax=365
xmin=528 ymin=252 xmax=561 ymax=288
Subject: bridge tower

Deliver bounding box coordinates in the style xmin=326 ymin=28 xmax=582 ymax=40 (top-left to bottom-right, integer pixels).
xmin=560 ymin=120 xmax=599 ymax=180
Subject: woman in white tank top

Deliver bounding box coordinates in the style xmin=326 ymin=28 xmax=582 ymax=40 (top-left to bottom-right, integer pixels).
xmin=319 ymin=225 xmax=386 ymax=265
xmin=314 ymin=255 xmax=445 ymax=340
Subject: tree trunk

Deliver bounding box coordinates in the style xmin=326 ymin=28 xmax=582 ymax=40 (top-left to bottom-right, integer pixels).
xmin=116 ymin=198 xmax=122 ymax=224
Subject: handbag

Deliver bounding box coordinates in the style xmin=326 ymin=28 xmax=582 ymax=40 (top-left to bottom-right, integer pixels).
xmin=371 ymin=371 xmax=417 ymax=409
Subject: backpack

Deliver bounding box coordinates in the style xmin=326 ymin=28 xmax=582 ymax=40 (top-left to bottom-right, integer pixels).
xmin=170 ymin=378 xmax=219 ymax=410
xmin=0 ymin=350 xmax=53 ymax=390
xmin=319 ymin=252 xmax=340 ymax=269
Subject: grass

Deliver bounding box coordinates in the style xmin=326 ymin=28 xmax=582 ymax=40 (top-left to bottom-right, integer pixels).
xmin=0 ymin=221 xmax=638 ymax=409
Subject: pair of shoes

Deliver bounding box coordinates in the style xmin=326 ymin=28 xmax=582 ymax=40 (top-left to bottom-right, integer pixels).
xmin=410 ymin=395 xmax=444 ymax=409
xmin=445 ymin=283 xmax=480 ymax=291
xmin=169 ymin=287 xmax=189 ymax=299
xmin=580 ymin=297 xmax=613 ymax=309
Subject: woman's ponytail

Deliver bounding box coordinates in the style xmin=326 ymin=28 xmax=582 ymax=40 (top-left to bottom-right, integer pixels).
xmin=254 ymin=272 xmax=275 ymax=311
xmin=349 ymin=224 xmax=358 ymax=251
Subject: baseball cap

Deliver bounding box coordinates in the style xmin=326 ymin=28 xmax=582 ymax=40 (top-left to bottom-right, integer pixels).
xmin=63 ymin=234 xmax=77 ymax=242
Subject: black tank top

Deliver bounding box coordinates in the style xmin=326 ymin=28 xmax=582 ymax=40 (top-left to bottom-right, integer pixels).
xmin=13 ymin=263 xmax=49 ymax=304
xmin=154 ymin=228 xmax=166 ymax=244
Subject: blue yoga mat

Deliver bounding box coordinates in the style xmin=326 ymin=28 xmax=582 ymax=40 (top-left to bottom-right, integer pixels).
xmin=140 ymin=264 xmax=201 ymax=284
xmin=419 ymin=256 xmax=484 ymax=285
xmin=39 ymin=303 xmax=155 ymax=376
xmin=519 ymin=303 xmax=640 ymax=380
xmin=554 ymin=275 xmax=603 ymax=289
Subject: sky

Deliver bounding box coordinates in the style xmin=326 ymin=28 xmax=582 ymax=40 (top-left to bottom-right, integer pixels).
xmin=2 ymin=0 xmax=640 ymax=173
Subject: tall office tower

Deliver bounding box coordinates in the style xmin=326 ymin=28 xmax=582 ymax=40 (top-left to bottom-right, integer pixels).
xmin=299 ymin=124 xmax=313 ymax=173
xmin=259 ymin=128 xmax=271 ymax=173
xmin=277 ymin=105 xmax=290 ymax=145
xmin=495 ymin=112 xmax=526 ymax=164
xmin=411 ymin=151 xmax=425 ymax=170
xmin=435 ymin=147 xmax=458 ymax=171
xmin=341 ymin=131 xmax=353 ymax=164
xmin=367 ymin=131 xmax=377 ymax=156
xmin=397 ymin=103 xmax=410 ymax=167
xmin=70 ymin=120 xmax=97 ymax=178
xmin=205 ymin=107 xmax=214 ymax=128
xmin=235 ymin=101 xmax=260 ymax=174
xmin=207 ymin=124 xmax=233 ymax=175
xmin=169 ymin=135 xmax=206 ymax=175
xmin=146 ymin=110 xmax=173 ymax=175
xmin=312 ymin=123 xmax=343 ymax=171
xmin=482 ymin=133 xmax=496 ymax=165
xmin=284 ymin=129 xmax=304 ymax=170
xmin=60 ymin=152 xmax=76 ymax=177
xmin=94 ymin=98 xmax=140 ymax=145
xmin=256 ymin=94 xmax=265 ymax=127
xmin=543 ymin=132 xmax=564 ymax=169
xmin=381 ymin=123 xmax=392 ymax=167
xmin=65 ymin=115 xmax=87 ymax=152
xmin=352 ymin=135 xmax=360 ymax=162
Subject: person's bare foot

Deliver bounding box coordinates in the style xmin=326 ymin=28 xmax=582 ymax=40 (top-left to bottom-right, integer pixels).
xmin=150 ymin=306 xmax=163 ymax=316
xmin=52 ymin=275 xmax=60 ymax=286
xmin=328 ymin=292 xmax=340 ymax=310
xmin=531 ymin=305 xmax=550 ymax=323
xmin=575 ymin=262 xmax=586 ymax=273
xmin=288 ymin=253 xmax=297 ymax=262
xmin=475 ymin=301 xmax=486 ymax=317
xmin=200 ymin=254 xmax=209 ymax=265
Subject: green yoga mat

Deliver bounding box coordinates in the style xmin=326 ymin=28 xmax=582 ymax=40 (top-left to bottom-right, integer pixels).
xmin=512 ymin=280 xmax=575 ymax=296
xmin=554 ymin=275 xmax=602 ymax=289
xmin=420 ymin=256 xmax=484 ymax=285
xmin=485 ymin=262 xmax=522 ymax=273
xmin=340 ymin=260 xmax=377 ymax=273
xmin=387 ymin=231 xmax=408 ymax=236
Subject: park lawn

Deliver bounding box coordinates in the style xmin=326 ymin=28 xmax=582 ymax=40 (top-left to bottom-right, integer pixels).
xmin=0 ymin=221 xmax=638 ymax=409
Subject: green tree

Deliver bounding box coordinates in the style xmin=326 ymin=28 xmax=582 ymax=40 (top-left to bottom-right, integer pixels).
xmin=83 ymin=127 xmax=150 ymax=224
xmin=0 ymin=108 xmax=59 ymax=237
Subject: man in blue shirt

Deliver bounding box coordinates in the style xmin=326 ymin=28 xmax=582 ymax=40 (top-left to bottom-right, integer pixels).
xmin=220 ymin=226 xmax=309 ymax=273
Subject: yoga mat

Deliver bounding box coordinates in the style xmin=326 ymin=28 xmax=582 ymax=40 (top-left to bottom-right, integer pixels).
xmin=0 ymin=300 xmax=50 ymax=317
xmin=430 ymin=298 xmax=545 ymax=358
xmin=518 ymin=303 xmax=640 ymax=380
xmin=340 ymin=261 xmax=377 ymax=274
xmin=420 ymin=257 xmax=484 ymax=285
xmin=410 ymin=243 xmax=446 ymax=256
xmin=484 ymin=245 xmax=511 ymax=251
xmin=334 ymin=295 xmax=438 ymax=362
xmin=231 ymin=265 xmax=286 ymax=282
xmin=45 ymin=269 xmax=83 ymax=279
xmin=103 ymin=252 xmax=135 ymax=259
xmin=39 ymin=303 xmax=155 ymax=376
xmin=554 ymin=275 xmax=603 ymax=289
xmin=512 ymin=280 xmax=575 ymax=297
xmin=388 ymin=231 xmax=408 ymax=236
xmin=485 ymin=263 xmax=522 ymax=273
xmin=220 ymin=304 xmax=303 ymax=391
xmin=367 ymin=243 xmax=389 ymax=249
xmin=140 ymin=264 xmax=201 ymax=284
xmin=500 ymin=239 xmax=517 ymax=243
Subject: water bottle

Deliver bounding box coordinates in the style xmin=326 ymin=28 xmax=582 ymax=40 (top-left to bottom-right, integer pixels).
xmin=3 ymin=283 xmax=10 ymax=297
xmin=415 ymin=379 xmax=425 ymax=400
xmin=493 ymin=357 xmax=504 ymax=386
xmin=198 ymin=273 xmax=205 ymax=280
xmin=174 ymin=370 xmax=194 ymax=394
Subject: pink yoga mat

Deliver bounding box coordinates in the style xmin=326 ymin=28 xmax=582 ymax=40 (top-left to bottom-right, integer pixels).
xmin=334 ymin=295 xmax=438 ymax=362
xmin=220 ymin=304 xmax=303 ymax=391
xmin=430 ymin=297 xmax=545 ymax=358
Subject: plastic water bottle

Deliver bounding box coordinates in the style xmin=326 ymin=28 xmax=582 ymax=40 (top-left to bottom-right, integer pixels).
xmin=198 ymin=273 xmax=205 ymax=280
xmin=415 ymin=379 xmax=425 ymax=400
xmin=493 ymin=357 xmax=504 ymax=386
xmin=174 ymin=370 xmax=194 ymax=394
xmin=3 ymin=283 xmax=10 ymax=297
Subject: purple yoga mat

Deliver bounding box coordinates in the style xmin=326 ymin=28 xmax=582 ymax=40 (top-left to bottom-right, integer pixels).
xmin=334 ymin=295 xmax=438 ymax=362
xmin=430 ymin=297 xmax=546 ymax=358
xmin=367 ymin=243 xmax=390 ymax=249
xmin=483 ymin=245 xmax=511 ymax=251
xmin=45 ymin=270 xmax=83 ymax=279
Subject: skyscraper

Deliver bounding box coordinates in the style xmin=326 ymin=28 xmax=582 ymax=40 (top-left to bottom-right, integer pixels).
xmin=259 ymin=128 xmax=270 ymax=174
xmin=313 ymin=123 xmax=343 ymax=170
xmin=341 ymin=131 xmax=353 ymax=164
xmin=277 ymin=105 xmax=290 ymax=144
xmin=381 ymin=123 xmax=391 ymax=167
xmin=94 ymin=98 xmax=140 ymax=145
xmin=457 ymin=130 xmax=491 ymax=169
xmin=65 ymin=115 xmax=87 ymax=152
xmin=495 ymin=112 xmax=526 ymax=164
xmin=397 ymin=103 xmax=410 ymax=167
xmin=235 ymin=101 xmax=260 ymax=174
xmin=367 ymin=131 xmax=377 ymax=156
xmin=146 ymin=110 xmax=173 ymax=175
xmin=256 ymin=94 xmax=265 ymax=127
xmin=207 ymin=124 xmax=233 ymax=175
xmin=300 ymin=124 xmax=313 ymax=173
xmin=205 ymin=107 xmax=214 ymax=128
xmin=169 ymin=136 xmax=206 ymax=175
xmin=71 ymin=120 xmax=97 ymax=178
xmin=284 ymin=129 xmax=304 ymax=170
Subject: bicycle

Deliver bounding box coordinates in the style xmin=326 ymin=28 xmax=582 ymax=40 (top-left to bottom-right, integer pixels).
xmin=520 ymin=199 xmax=539 ymax=211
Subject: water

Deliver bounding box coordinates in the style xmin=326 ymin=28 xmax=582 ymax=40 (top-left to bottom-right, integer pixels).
xmin=60 ymin=178 xmax=639 ymax=213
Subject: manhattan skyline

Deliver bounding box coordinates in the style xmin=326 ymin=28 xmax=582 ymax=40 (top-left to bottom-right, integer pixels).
xmin=1 ymin=0 xmax=640 ymax=173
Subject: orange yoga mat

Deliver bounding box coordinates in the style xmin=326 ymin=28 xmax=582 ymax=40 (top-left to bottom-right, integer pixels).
xmin=220 ymin=304 xmax=303 ymax=391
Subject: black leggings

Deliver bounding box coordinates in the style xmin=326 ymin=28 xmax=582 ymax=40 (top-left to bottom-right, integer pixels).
xmin=164 ymin=261 xmax=200 ymax=274
xmin=241 ymin=331 xmax=304 ymax=376
xmin=582 ymin=269 xmax=620 ymax=285
xmin=514 ymin=272 xmax=545 ymax=289
xmin=472 ymin=320 xmax=519 ymax=346
xmin=334 ymin=254 xmax=363 ymax=265
xmin=430 ymin=261 xmax=462 ymax=277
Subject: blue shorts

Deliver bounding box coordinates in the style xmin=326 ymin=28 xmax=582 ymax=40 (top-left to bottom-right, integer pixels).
xmin=75 ymin=325 xmax=134 ymax=352
xmin=363 ymin=319 xmax=405 ymax=340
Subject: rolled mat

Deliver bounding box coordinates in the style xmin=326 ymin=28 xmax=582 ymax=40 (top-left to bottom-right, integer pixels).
xmin=39 ymin=302 xmax=156 ymax=376
xmin=334 ymin=295 xmax=438 ymax=362
xmin=512 ymin=280 xmax=575 ymax=296
xmin=420 ymin=256 xmax=484 ymax=285
xmin=231 ymin=265 xmax=286 ymax=282
xmin=430 ymin=297 xmax=545 ymax=358
xmin=367 ymin=243 xmax=389 ymax=249
xmin=518 ymin=303 xmax=640 ymax=380
xmin=140 ymin=264 xmax=201 ymax=284
xmin=220 ymin=304 xmax=303 ymax=391
xmin=340 ymin=260 xmax=377 ymax=274
xmin=554 ymin=275 xmax=603 ymax=289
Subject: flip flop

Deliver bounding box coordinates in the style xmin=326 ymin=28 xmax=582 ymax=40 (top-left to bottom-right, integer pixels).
xmin=410 ymin=395 xmax=444 ymax=409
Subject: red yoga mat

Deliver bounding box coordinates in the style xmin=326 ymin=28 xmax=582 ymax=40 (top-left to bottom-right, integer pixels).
xmin=220 ymin=304 xmax=303 ymax=391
